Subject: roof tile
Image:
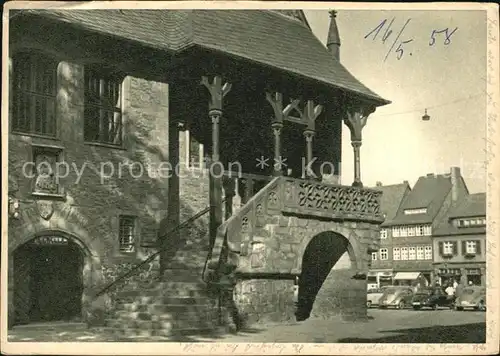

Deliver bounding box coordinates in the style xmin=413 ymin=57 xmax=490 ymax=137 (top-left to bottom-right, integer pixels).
xmin=22 ymin=9 xmax=389 ymax=105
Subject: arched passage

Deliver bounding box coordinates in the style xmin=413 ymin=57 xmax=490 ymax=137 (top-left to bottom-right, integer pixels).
xmin=296 ymin=231 xmax=355 ymax=321
xmin=12 ymin=233 xmax=86 ymax=325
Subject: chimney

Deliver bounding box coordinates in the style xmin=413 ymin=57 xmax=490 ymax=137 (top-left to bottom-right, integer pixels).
xmin=426 ymin=173 xmax=435 ymax=178
xmin=376 ymin=181 xmax=383 ymax=187
xmin=450 ymin=166 xmax=461 ymax=202
xmin=327 ymin=10 xmax=341 ymax=61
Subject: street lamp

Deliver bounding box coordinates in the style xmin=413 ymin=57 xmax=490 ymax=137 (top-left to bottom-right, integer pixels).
xmin=422 ymin=109 xmax=430 ymax=121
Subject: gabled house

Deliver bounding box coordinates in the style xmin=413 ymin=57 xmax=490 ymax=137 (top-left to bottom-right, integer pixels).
xmin=368 ymin=181 xmax=411 ymax=288
xmin=381 ymin=167 xmax=469 ymax=285
xmin=432 ymin=193 xmax=486 ymax=286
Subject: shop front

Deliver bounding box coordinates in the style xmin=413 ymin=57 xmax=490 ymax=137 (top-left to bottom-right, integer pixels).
xmin=367 ymin=270 xmax=394 ymax=289
xmin=435 ymin=265 xmax=485 ymax=286
xmin=393 ymin=272 xmax=429 ymax=288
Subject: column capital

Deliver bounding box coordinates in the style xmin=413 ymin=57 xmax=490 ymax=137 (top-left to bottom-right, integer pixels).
xmin=201 ymin=75 xmax=232 ymax=112
xmin=303 ymin=129 xmax=315 ymax=141
xmin=351 ymin=140 xmax=362 ymax=148
xmin=266 ymin=91 xmax=301 ymax=124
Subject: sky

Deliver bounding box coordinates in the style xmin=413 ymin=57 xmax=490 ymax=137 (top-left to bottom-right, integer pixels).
xmin=304 ymin=10 xmax=487 ymax=193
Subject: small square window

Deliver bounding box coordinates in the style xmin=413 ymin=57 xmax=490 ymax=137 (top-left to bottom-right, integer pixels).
xmin=119 ymin=216 xmax=136 ymax=253
xmin=371 ymin=252 xmax=377 ymax=261
xmin=379 ymin=248 xmax=388 ymax=260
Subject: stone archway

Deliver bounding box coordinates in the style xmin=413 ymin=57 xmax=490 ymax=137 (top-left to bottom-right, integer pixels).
xmin=9 ymin=230 xmax=95 ymax=327
xmin=295 ymin=231 xmax=356 ymax=321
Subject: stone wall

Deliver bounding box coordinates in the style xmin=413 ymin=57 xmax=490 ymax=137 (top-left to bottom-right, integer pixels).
xmin=8 ymin=47 xmax=171 ymax=324
xmin=234 ymin=279 xmax=296 ymax=325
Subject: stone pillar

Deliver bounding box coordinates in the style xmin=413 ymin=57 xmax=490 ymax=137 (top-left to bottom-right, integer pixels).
xmin=272 ymin=122 xmax=284 ymax=176
xmin=303 ymin=130 xmax=315 ymax=178
xmin=343 ymin=106 xmax=375 ymax=188
xmin=201 ymin=76 xmax=232 ymax=248
xmin=352 ymin=141 xmax=362 ymax=186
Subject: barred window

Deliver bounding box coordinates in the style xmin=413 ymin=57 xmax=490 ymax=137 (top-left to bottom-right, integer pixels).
xmin=12 ymin=52 xmax=57 ymax=136
xmin=84 ymin=66 xmax=123 ymax=145
xmin=119 ymin=215 xmax=136 ymax=253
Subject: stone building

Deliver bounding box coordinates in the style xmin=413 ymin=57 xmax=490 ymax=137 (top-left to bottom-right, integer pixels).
xmin=373 ymin=167 xmax=469 ymax=286
xmin=7 ymin=9 xmax=389 ymax=336
xmin=432 ymin=193 xmax=486 ymax=286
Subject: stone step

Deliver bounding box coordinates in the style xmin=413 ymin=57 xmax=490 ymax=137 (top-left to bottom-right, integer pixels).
xmin=106 ymin=316 xmax=217 ymax=332
xmin=115 ymin=296 xmax=213 ymax=310
xmin=113 ymin=304 xmax=216 ymax=320
xmin=100 ymin=325 xmax=221 ymax=339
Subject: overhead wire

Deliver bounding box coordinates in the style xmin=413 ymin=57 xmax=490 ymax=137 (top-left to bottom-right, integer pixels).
xmin=374 ymin=92 xmax=486 ymax=118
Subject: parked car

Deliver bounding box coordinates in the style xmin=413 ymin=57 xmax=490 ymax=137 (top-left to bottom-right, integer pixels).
xmin=366 ymin=287 xmax=388 ymax=308
xmin=378 ymin=286 xmax=414 ymax=309
xmin=411 ymin=287 xmax=455 ymax=310
xmin=455 ymin=286 xmax=486 ymax=311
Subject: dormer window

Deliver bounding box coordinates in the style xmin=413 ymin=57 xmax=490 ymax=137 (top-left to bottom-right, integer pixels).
xmin=404 ymin=208 xmax=427 ymax=215
xmin=456 ymin=217 xmax=486 ymax=228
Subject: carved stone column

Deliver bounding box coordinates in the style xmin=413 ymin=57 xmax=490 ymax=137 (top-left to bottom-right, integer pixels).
xmin=272 ymin=122 xmax=284 ymax=176
xmin=343 ymin=105 xmax=374 ymax=188
xmin=303 ymin=130 xmax=315 ymax=178
xmin=201 ymin=76 xmax=232 ymax=248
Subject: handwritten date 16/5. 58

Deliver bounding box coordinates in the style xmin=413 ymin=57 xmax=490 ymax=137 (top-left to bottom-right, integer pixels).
xmin=364 ymin=18 xmax=459 ymax=61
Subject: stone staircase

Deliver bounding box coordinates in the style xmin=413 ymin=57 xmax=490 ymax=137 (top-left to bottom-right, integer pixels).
xmin=100 ymin=172 xmax=229 ymax=338
xmin=103 ymin=269 xmax=220 ymax=338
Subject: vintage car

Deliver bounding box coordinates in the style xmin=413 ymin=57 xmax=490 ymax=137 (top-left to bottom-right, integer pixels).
xmin=366 ymin=287 xmax=388 ymax=308
xmin=411 ymin=287 xmax=456 ymax=310
xmin=455 ymin=286 xmax=486 ymax=311
xmin=378 ymin=286 xmax=414 ymax=309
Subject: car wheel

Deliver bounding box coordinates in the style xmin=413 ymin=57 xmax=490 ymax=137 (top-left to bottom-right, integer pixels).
xmin=398 ymin=301 xmax=405 ymax=309
xmin=455 ymin=306 xmax=464 ymax=311
xmin=366 ymin=301 xmax=372 ymax=308
xmin=477 ymin=301 xmax=486 ymax=312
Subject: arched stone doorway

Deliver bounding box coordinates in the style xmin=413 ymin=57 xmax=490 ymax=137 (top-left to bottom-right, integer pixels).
xmin=296 ymin=231 xmax=355 ymax=321
xmin=12 ymin=233 xmax=86 ymax=325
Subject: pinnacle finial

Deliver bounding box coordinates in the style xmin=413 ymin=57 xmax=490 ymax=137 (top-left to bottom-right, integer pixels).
xmin=329 ymin=10 xmax=337 ymax=18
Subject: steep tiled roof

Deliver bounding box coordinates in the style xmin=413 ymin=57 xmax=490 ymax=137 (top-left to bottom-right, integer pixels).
xmin=373 ymin=183 xmax=411 ymax=225
xmin=448 ymin=193 xmax=486 ymax=218
xmin=386 ymin=174 xmax=452 ymax=225
xmin=21 ymin=9 xmax=389 ymax=105
xmin=433 ymin=193 xmax=487 ymax=236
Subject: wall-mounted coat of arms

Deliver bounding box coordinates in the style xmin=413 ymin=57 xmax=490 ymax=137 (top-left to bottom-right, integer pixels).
xmin=36 ymin=200 xmax=54 ymax=220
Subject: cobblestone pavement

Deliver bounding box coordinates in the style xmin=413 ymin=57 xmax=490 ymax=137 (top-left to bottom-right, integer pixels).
xmin=6 ymin=308 xmax=486 ymax=343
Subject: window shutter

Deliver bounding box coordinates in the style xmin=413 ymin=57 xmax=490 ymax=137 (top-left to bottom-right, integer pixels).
xmin=452 ymin=242 xmax=458 ymax=256
xmin=476 ymin=240 xmax=481 ymax=255
xmin=438 ymin=242 xmax=444 ymax=256
xmin=462 ymin=241 xmax=467 ymax=255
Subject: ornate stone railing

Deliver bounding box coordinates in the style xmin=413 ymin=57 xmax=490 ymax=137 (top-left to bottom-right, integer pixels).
xmin=203 ymin=175 xmax=384 ymax=283
xmin=222 ymin=171 xmax=274 ymax=217
xmin=280 ymin=177 xmax=384 ymax=222
xmin=204 ymin=173 xmax=278 ymax=281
